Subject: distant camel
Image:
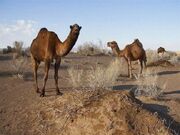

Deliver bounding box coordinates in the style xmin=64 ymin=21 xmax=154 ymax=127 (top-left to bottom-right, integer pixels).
xmin=157 ymin=47 xmax=166 ymax=54
xmin=30 ymin=24 xmax=81 ymax=97
xmin=107 ymin=39 xmax=146 ymax=78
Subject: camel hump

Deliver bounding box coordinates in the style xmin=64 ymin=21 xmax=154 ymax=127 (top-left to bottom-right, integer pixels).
xmin=38 ymin=28 xmax=48 ymax=34
xmin=134 ymin=38 xmax=143 ymax=48
xmin=37 ymin=27 xmax=48 ymax=38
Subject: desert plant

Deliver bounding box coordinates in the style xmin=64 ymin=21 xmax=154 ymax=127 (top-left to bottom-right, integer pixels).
xmin=68 ymin=67 xmax=85 ymax=88
xmin=2 ymin=48 xmax=8 ymax=54
xmin=87 ymin=58 xmax=122 ymax=89
xmin=77 ymin=41 xmax=107 ymax=56
xmin=146 ymin=49 xmax=159 ymax=65
xmin=7 ymin=46 xmax=12 ymax=53
xmin=13 ymin=41 xmax=23 ymax=58
xmin=68 ymin=58 xmax=126 ymax=90
xmin=134 ymin=69 xmax=164 ymax=98
xmin=12 ymin=54 xmax=28 ymax=79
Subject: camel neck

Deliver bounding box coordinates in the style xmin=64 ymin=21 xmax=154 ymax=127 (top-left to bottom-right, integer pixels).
xmin=57 ymin=32 xmax=79 ymax=57
xmin=118 ymin=50 xmax=124 ymax=57
xmin=112 ymin=46 xmax=121 ymax=56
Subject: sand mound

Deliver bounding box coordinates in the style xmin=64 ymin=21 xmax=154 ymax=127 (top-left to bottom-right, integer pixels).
xmin=62 ymin=91 xmax=170 ymax=135
xmin=1 ymin=90 xmax=171 ymax=135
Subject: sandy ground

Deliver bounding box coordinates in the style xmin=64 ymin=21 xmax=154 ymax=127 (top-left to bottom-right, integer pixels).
xmin=0 ymin=53 xmax=180 ymax=135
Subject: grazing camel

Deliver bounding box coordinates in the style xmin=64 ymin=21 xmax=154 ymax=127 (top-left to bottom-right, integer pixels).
xmin=107 ymin=39 xmax=146 ymax=78
xmin=30 ymin=24 xmax=81 ymax=97
xmin=157 ymin=47 xmax=166 ymax=55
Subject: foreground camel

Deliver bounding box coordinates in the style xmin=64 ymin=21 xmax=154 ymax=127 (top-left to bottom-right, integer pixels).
xmin=107 ymin=39 xmax=146 ymax=78
xmin=30 ymin=24 xmax=81 ymax=97
xmin=157 ymin=47 xmax=166 ymax=54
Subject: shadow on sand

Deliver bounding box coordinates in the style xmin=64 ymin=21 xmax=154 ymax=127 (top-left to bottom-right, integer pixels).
xmin=143 ymin=103 xmax=180 ymax=134
xmin=163 ymin=90 xmax=180 ymax=95
xmin=0 ymin=71 xmax=13 ymax=77
xmin=112 ymin=85 xmax=137 ymax=91
xmin=157 ymin=70 xmax=180 ymax=76
xmin=0 ymin=55 xmax=12 ymax=61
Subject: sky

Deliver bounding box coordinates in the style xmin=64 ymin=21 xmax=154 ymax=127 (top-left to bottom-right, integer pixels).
xmin=0 ymin=0 xmax=180 ymax=51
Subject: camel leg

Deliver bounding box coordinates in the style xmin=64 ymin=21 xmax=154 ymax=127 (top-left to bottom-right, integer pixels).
xmin=128 ymin=59 xmax=132 ymax=78
xmin=54 ymin=58 xmax=63 ymax=95
xmin=40 ymin=60 xmax=50 ymax=97
xmin=144 ymin=60 xmax=147 ymax=69
xmin=31 ymin=57 xmax=40 ymax=93
xmin=140 ymin=60 xmax=143 ymax=74
xmin=125 ymin=58 xmax=130 ymax=77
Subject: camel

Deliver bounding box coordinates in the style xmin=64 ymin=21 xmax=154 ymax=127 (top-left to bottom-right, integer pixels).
xmin=30 ymin=24 xmax=81 ymax=97
xmin=107 ymin=39 xmax=146 ymax=78
xmin=157 ymin=47 xmax=166 ymax=54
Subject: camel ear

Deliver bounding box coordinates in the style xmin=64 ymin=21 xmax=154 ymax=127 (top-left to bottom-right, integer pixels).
xmin=70 ymin=25 xmax=73 ymax=29
xmin=79 ymin=26 xmax=82 ymax=30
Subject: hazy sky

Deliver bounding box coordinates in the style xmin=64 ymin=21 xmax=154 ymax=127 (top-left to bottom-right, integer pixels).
xmin=0 ymin=0 xmax=180 ymax=51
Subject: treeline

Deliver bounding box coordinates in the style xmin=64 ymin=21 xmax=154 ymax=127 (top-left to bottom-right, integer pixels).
xmin=0 ymin=41 xmax=30 ymax=57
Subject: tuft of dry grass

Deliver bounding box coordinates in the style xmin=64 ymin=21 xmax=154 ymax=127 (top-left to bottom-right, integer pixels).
xmin=68 ymin=67 xmax=85 ymax=88
xmin=12 ymin=54 xmax=28 ymax=79
xmin=134 ymin=68 xmax=165 ymax=98
xmin=13 ymin=41 xmax=24 ymax=58
xmin=146 ymin=49 xmax=180 ymax=66
xmin=68 ymin=58 xmax=126 ymax=90
xmin=146 ymin=49 xmax=159 ymax=65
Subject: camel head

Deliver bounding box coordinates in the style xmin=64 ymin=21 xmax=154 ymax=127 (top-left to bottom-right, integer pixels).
xmin=134 ymin=38 xmax=139 ymax=42
xmin=107 ymin=41 xmax=121 ymax=56
xmin=70 ymin=24 xmax=82 ymax=36
xmin=157 ymin=47 xmax=166 ymax=53
xmin=107 ymin=41 xmax=118 ymax=49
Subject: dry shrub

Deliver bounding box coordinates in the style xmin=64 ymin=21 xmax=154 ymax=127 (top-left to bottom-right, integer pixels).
xmin=77 ymin=41 xmax=107 ymax=56
xmin=13 ymin=41 xmax=24 ymax=58
xmin=87 ymin=58 xmax=124 ymax=89
xmin=146 ymin=49 xmax=179 ymax=66
xmin=68 ymin=58 xmax=126 ymax=90
xmin=12 ymin=54 xmax=28 ymax=79
xmin=68 ymin=67 xmax=85 ymax=88
xmin=169 ymin=56 xmax=180 ymax=65
xmin=135 ymin=68 xmax=165 ymax=98
xmin=146 ymin=49 xmax=159 ymax=65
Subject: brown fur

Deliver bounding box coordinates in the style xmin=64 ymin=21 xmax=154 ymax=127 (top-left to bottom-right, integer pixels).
xmin=107 ymin=39 xmax=146 ymax=78
xmin=157 ymin=47 xmax=166 ymax=54
xmin=30 ymin=24 xmax=81 ymax=97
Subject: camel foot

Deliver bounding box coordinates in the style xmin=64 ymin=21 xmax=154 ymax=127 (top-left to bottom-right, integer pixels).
xmin=56 ymin=91 xmax=63 ymax=96
xmin=40 ymin=90 xmax=45 ymax=97
xmin=40 ymin=93 xmax=45 ymax=97
xmin=36 ymin=88 xmax=40 ymax=93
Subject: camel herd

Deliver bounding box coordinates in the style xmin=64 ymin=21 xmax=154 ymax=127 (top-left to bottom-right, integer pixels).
xmin=30 ymin=24 xmax=164 ymax=97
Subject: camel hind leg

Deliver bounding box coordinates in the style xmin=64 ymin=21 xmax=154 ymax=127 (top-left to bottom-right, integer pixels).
xmin=139 ymin=60 xmax=143 ymax=74
xmin=31 ymin=55 xmax=40 ymax=93
xmin=127 ymin=59 xmax=132 ymax=78
xmin=40 ymin=60 xmax=50 ymax=97
xmin=54 ymin=58 xmax=63 ymax=95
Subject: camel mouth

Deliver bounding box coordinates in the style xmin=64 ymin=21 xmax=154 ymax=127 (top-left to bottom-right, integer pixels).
xmin=107 ymin=43 xmax=111 ymax=47
xmin=73 ymin=30 xmax=80 ymax=35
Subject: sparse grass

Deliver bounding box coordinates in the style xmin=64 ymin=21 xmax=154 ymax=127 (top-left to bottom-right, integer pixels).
xmin=146 ymin=49 xmax=159 ymax=65
xmin=68 ymin=58 xmax=126 ymax=90
xmin=13 ymin=41 xmax=24 ymax=58
xmin=12 ymin=53 xmax=28 ymax=79
xmin=77 ymin=41 xmax=108 ymax=56
xmin=68 ymin=67 xmax=85 ymax=88
xmin=135 ymin=68 xmax=165 ymax=98
xmin=146 ymin=49 xmax=179 ymax=66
